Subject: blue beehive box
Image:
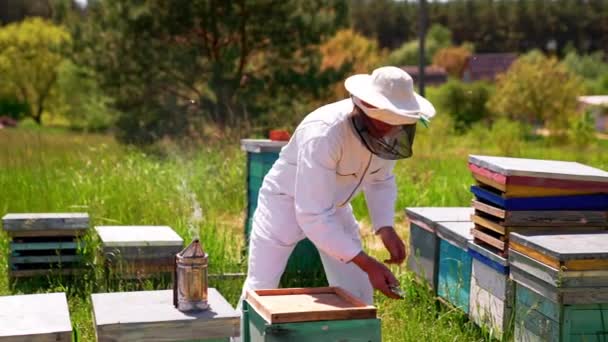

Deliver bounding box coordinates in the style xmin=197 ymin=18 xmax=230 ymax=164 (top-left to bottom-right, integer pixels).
xmin=436 ymin=221 xmax=474 ymax=313
xmin=405 ymin=207 xmax=473 ymax=291
xmin=241 ymin=139 xmax=325 ymax=286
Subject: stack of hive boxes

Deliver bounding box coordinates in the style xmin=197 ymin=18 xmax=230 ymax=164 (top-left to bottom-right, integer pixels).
xmin=509 ymin=231 xmax=608 ymax=341
xmin=1 ymin=213 xmax=89 ymax=278
xmin=467 ymin=155 xmax=608 ymax=340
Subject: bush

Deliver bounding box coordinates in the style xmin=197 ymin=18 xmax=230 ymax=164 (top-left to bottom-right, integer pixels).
xmin=568 ymin=110 xmax=597 ymax=149
xmin=434 ymin=79 xmax=494 ymax=132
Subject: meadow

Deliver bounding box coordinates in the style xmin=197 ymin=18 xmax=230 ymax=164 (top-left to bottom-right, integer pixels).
xmin=1 ymin=120 xmax=607 ymax=342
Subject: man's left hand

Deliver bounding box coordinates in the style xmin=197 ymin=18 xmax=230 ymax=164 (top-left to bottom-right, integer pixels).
xmin=376 ymin=226 xmax=406 ymax=265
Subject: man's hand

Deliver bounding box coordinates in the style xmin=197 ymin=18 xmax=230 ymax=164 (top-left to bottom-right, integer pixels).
xmin=351 ymin=252 xmax=401 ymax=299
xmin=376 ymin=226 xmax=406 ymax=265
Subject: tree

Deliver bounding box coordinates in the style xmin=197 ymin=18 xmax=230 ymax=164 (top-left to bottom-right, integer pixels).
xmin=0 ymin=18 xmax=71 ymax=124
xmin=432 ymin=45 xmax=472 ymax=78
xmin=488 ymin=52 xmax=584 ymax=135
xmin=319 ymin=29 xmax=385 ymax=100
xmin=435 ymin=79 xmax=493 ymax=132
xmin=386 ymin=24 xmax=452 ymax=66
xmin=74 ymin=0 xmax=348 ymax=145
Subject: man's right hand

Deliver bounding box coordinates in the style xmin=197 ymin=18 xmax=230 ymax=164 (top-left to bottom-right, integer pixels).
xmin=351 ymin=251 xmax=401 ymax=299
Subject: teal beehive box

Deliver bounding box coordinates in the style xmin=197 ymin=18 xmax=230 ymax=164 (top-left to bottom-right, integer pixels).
xmin=241 ymin=139 xmax=325 ymax=286
xmin=509 ymin=231 xmax=608 ymax=341
xmin=405 ymin=207 xmax=474 ymax=291
xmin=436 ymin=221 xmax=474 ymax=313
xmin=242 ymin=287 xmax=380 ymax=342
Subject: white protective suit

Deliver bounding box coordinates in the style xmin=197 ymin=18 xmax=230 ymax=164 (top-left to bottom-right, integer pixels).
xmin=242 ymin=98 xmax=398 ymax=304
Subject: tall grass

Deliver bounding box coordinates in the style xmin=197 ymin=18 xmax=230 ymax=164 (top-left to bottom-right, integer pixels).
xmin=1 ymin=124 xmax=608 ymax=341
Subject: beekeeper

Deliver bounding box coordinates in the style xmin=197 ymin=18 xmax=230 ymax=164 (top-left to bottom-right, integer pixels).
xmin=242 ymin=66 xmax=436 ymax=304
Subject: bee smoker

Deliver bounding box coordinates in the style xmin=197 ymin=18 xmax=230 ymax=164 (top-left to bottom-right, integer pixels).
xmin=173 ymin=239 xmax=209 ymax=311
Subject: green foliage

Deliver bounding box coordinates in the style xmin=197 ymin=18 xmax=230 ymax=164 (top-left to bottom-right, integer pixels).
xmin=568 ymin=110 xmax=598 ymax=150
xmin=0 ymin=17 xmax=71 ymax=124
xmin=319 ymin=29 xmax=386 ymax=100
xmin=489 ymin=52 xmax=585 ymax=135
xmin=74 ymin=0 xmax=348 ymax=145
xmin=563 ymin=51 xmax=608 ymax=95
xmin=386 ymin=24 xmax=452 ymax=66
xmin=54 ymin=61 xmax=116 ymax=131
xmin=435 ymin=80 xmax=494 ymax=132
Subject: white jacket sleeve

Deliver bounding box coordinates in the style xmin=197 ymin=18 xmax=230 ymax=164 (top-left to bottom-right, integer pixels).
xmin=294 ymin=135 xmax=362 ymax=263
xmin=363 ymin=163 xmax=397 ymax=233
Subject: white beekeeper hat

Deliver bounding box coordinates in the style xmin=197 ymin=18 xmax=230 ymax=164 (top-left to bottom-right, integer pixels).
xmin=344 ymin=66 xmax=436 ymax=125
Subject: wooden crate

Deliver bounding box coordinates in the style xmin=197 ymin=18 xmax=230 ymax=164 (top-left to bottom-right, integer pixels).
xmin=436 ymin=221 xmax=474 ymax=313
xmin=0 ymin=292 xmax=72 ymax=341
xmin=467 ymin=241 xmax=514 ymax=340
xmin=95 ymin=225 xmax=183 ymax=278
xmin=405 ymin=207 xmax=473 ymax=290
xmin=242 ymin=287 xmax=380 ymax=342
xmin=92 ymin=288 xmax=239 ymax=342
xmin=468 ymin=154 xmax=608 ymax=192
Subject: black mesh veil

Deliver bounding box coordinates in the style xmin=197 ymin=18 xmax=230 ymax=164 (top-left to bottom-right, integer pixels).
xmin=351 ymin=108 xmax=417 ymax=160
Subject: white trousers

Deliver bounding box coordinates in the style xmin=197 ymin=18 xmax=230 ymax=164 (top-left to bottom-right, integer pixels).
xmin=237 ymin=219 xmax=373 ymax=311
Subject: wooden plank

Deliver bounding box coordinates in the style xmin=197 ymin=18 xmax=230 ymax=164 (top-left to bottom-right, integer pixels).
xmin=473 ymin=173 xmax=603 ymax=197
xmin=245 ymin=287 xmax=377 ymax=324
xmin=93 ymin=288 xmax=239 ymax=341
xmin=472 ymin=214 xmax=506 ymax=235
xmin=468 ymin=155 xmax=608 ymax=183
xmin=10 ymin=255 xmax=81 ymax=264
xmin=2 ymin=213 xmax=89 ymax=231
xmin=9 ymin=241 xmax=81 ymax=251
xmin=471 ymin=185 xmax=608 ymax=211
xmin=564 ymin=259 xmax=608 ymax=271
xmin=510 ymin=249 xmax=608 ymax=288
xmin=435 ymin=221 xmax=473 ymax=249
xmin=504 ymin=210 xmax=607 ymax=227
xmin=9 ymin=268 xmax=83 ymax=278
xmin=472 ymin=229 xmax=505 ymax=252
xmin=472 ymin=199 xmax=505 ymax=219
xmin=0 ymin=293 xmax=72 ymax=341
xmin=7 ymin=229 xmax=86 ymax=238
xmin=95 ymin=226 xmax=183 ymax=247
xmin=509 ymin=240 xmax=560 ymax=269
xmin=510 ymin=231 xmax=608 ymax=262
xmin=102 ymin=246 xmax=183 ymax=260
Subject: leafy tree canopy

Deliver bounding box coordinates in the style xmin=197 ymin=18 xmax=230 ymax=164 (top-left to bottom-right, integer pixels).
xmin=0 ymin=17 xmax=71 ymax=124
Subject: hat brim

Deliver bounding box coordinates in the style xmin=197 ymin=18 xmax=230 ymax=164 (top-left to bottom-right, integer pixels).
xmin=345 ymin=74 xmax=436 ymax=125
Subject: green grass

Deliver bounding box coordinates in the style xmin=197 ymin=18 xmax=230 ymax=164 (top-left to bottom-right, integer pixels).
xmin=1 ymin=123 xmax=607 ymax=341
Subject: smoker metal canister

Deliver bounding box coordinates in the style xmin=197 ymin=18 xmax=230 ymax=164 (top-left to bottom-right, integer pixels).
xmin=173 ymin=239 xmax=209 ymax=311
